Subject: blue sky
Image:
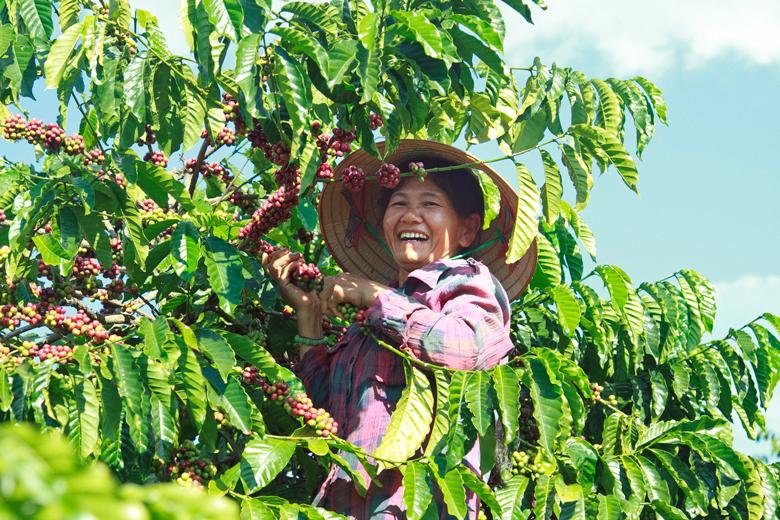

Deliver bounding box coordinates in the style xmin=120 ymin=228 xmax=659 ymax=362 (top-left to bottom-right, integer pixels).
xmin=2 ymin=0 xmax=778 ymax=456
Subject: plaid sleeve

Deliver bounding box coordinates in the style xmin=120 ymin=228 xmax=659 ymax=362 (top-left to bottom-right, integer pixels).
xmin=365 ymin=267 xmax=512 ymax=370
xmin=293 ymin=345 xmax=330 ymax=409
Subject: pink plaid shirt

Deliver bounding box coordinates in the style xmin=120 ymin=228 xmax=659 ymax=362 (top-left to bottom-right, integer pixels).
xmin=296 ymin=258 xmax=513 ymax=519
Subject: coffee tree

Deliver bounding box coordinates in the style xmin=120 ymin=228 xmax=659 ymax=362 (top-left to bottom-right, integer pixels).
xmin=0 ymin=0 xmax=778 ymax=518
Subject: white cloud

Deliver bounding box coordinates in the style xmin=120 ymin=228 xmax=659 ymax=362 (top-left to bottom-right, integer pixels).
xmin=500 ymin=0 xmax=780 ymax=76
xmin=711 ymin=274 xmax=780 ymax=337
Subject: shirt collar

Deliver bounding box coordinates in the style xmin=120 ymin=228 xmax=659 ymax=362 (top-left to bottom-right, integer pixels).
xmin=404 ymin=258 xmax=473 ymax=289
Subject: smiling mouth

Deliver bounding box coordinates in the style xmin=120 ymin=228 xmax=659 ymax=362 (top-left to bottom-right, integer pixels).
xmin=398 ymin=232 xmax=429 ymax=242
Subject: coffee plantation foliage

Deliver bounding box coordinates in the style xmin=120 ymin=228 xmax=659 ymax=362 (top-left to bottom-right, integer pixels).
xmin=0 ymin=0 xmax=778 ymax=518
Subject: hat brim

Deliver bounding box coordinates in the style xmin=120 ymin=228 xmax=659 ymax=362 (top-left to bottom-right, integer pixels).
xmin=318 ymin=139 xmax=537 ymax=301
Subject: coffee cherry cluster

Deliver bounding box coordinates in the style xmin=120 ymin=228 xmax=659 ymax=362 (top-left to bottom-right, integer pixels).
xmin=1 ymin=114 xmax=26 ymax=140
xmin=319 ymin=128 xmax=357 ymax=158
xmin=0 ymin=209 xmax=6 ymax=223
xmin=227 ymin=191 xmax=258 ymax=214
xmin=237 ymin=182 xmax=300 ymax=254
xmin=342 ymin=165 xmax=366 ymax=193
xmin=24 ymin=118 xmax=46 ymax=144
xmin=247 ymin=124 xmax=290 ymax=166
xmin=144 ymin=150 xmax=168 ymax=168
xmin=377 ymin=163 xmax=401 ymax=189
xmin=0 ymin=303 xmax=44 ymax=329
xmin=290 ymin=263 xmax=324 ymax=292
xmin=137 ymin=124 xmax=157 ymax=145
xmin=408 ymin=161 xmax=426 ymax=180
xmin=72 ymin=255 xmax=102 ymax=278
xmin=591 ymin=383 xmax=617 ymax=406
xmin=518 ymin=389 xmax=540 ymax=441
xmin=138 ymin=199 xmax=173 ymax=230
xmin=510 ymin=450 xmax=553 ymax=478
xmin=216 ymin=126 xmax=236 ymax=146
xmin=369 ymin=113 xmax=383 ymax=130
xmin=167 ymin=440 xmax=217 ymax=489
xmin=63 ymin=134 xmax=85 ymax=156
xmin=284 ymin=392 xmax=339 ymax=437
xmin=43 ymin=123 xmax=65 ymax=152
xmin=59 ymin=310 xmax=110 ymax=343
xmin=222 ymin=93 xmax=240 ymax=121
xmin=317 ymin=162 xmax=334 ymax=180
xmin=82 ymin=148 xmax=105 ymax=166
xmin=26 ymin=342 xmax=74 ymax=362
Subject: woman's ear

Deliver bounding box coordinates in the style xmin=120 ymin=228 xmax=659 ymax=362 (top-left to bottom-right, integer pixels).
xmin=458 ymin=213 xmax=482 ymax=248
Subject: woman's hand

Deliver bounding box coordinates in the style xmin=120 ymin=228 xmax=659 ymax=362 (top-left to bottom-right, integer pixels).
xmin=319 ymin=272 xmax=390 ymax=318
xmin=260 ymin=248 xmax=319 ymax=315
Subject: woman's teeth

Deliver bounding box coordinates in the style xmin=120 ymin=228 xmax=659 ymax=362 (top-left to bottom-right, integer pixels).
xmin=399 ymin=232 xmax=429 ymax=241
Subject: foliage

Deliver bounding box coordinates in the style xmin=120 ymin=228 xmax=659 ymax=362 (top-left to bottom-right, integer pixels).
xmin=0 ymin=0 xmax=778 ymax=519
xmin=0 ymin=423 xmax=237 ymax=518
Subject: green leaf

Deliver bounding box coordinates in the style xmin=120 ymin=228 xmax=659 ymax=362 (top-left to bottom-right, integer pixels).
xmin=506 ymin=163 xmax=540 ymax=263
xmin=572 ymin=125 xmax=639 ymax=193
xmin=591 ymin=79 xmax=621 ymax=136
xmin=183 ymin=85 xmax=207 ymax=151
xmin=651 ymin=501 xmax=687 ymax=520
xmin=240 ymin=499 xmax=275 ymax=520
xmin=326 ymin=39 xmax=359 ymax=90
xmin=465 ymin=370 xmax=493 ymax=437
xmin=424 ymin=370 xmax=452 ymax=457
xmin=274 ymin=47 xmax=310 ymax=137
xmin=203 ymin=0 xmax=238 ymax=40
xmin=59 ymin=0 xmax=81 ymax=32
xmin=394 ymin=11 xmax=449 ymax=64
xmin=597 ymin=494 xmax=620 ymax=520
xmin=533 ymin=474 xmax=555 ymax=519
xmin=634 ymin=76 xmax=668 ymax=124
xmin=596 ymin=265 xmax=629 ymax=311
xmin=210 ymin=377 xmax=253 ymax=434
xmin=551 ymin=284 xmax=581 ymax=335
xmin=531 ymin=233 xmax=562 ymax=289
xmin=19 ymin=0 xmax=53 ymax=40
xmin=176 ymin=338 xmax=208 ymax=428
xmin=75 ymin=378 xmax=100 ymax=458
xmin=203 ymin=237 xmax=245 ymax=315
xmin=496 ymin=475 xmax=530 ymax=520
xmin=372 ymin=362 xmax=433 ymax=463
xmin=134 ymin=160 xmax=195 ymax=211
xmin=240 ymin=437 xmax=296 ymax=493
xmin=44 ymin=21 xmax=83 ymax=89
xmin=357 ymin=12 xmax=381 ymax=104
xmin=111 ymin=343 xmax=148 ymax=451
xmin=492 ymin=365 xmax=519 ymax=445
xmin=197 ymin=329 xmax=237 ymax=381
xmin=170 ymin=221 xmax=201 ymax=277
xmin=539 ymin=149 xmax=562 ymax=225
xmin=403 ymin=462 xmax=433 ymax=520
xmin=124 ymin=52 xmax=147 ymax=122
xmin=528 ymin=356 xmax=563 ymax=457
xmin=430 ymin=465 xmax=467 ymax=519
xmin=560 ymin=143 xmax=591 ymax=211
xmin=458 ymin=466 xmax=502 ymax=518
xmin=139 ymin=315 xmax=172 ymax=361
xmin=474 ymin=169 xmax=501 ymax=230
xmin=234 ymin=33 xmax=260 ymax=96
xmin=513 ymin=108 xmax=547 ymax=153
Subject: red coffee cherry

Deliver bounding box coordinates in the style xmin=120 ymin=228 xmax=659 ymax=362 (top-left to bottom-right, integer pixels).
xmin=377 ymin=163 xmax=401 ymax=189
xmin=342 ymin=165 xmax=366 ymax=193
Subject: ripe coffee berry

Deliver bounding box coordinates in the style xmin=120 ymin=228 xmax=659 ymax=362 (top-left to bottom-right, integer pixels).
xmin=317 ymin=162 xmax=334 ymax=180
xmin=369 ymin=113 xmax=383 ymax=130
xmin=216 ymin=126 xmax=236 ymax=146
xmin=43 ymin=123 xmax=65 ymax=152
xmin=63 ymin=134 xmax=85 ymax=156
xmin=377 ymin=163 xmax=401 ymax=189
xmin=144 ymin=150 xmax=168 ymax=168
xmin=83 ymin=148 xmax=105 ymax=166
xmin=24 ymin=118 xmax=46 ymax=144
xmin=222 ymin=93 xmax=239 ymax=121
xmin=342 ymin=165 xmax=366 ymax=193
xmin=290 ymin=263 xmax=323 ymax=292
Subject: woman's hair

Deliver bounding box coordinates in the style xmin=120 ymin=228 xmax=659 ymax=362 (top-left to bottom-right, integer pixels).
xmin=378 ymin=155 xmax=485 ymax=223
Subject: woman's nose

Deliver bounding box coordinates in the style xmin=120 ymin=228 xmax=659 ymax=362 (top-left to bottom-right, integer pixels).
xmin=400 ymin=208 xmax=422 ymax=223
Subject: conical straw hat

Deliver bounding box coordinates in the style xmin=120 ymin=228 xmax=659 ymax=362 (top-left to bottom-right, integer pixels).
xmin=318 ymin=139 xmax=537 ymax=301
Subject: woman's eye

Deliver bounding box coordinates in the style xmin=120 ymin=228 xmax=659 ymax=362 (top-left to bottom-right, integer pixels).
xmin=423 ymin=201 xmax=440 ymax=207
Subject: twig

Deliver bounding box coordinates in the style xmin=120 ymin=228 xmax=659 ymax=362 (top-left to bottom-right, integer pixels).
xmin=1 ymin=323 xmax=40 ymax=341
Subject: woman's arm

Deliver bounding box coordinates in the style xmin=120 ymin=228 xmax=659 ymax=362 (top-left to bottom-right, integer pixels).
xmin=364 ymin=268 xmax=512 ymax=370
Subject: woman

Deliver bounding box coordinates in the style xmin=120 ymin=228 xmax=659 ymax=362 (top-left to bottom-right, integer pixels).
xmin=262 ymin=140 xmax=537 ymax=519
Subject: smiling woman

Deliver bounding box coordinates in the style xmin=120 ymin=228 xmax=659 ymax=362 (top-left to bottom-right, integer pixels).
xmin=261 ymin=140 xmax=537 ymax=519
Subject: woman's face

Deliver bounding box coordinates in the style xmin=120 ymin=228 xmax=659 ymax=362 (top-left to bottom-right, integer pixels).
xmin=382 ymin=177 xmax=480 ymax=281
